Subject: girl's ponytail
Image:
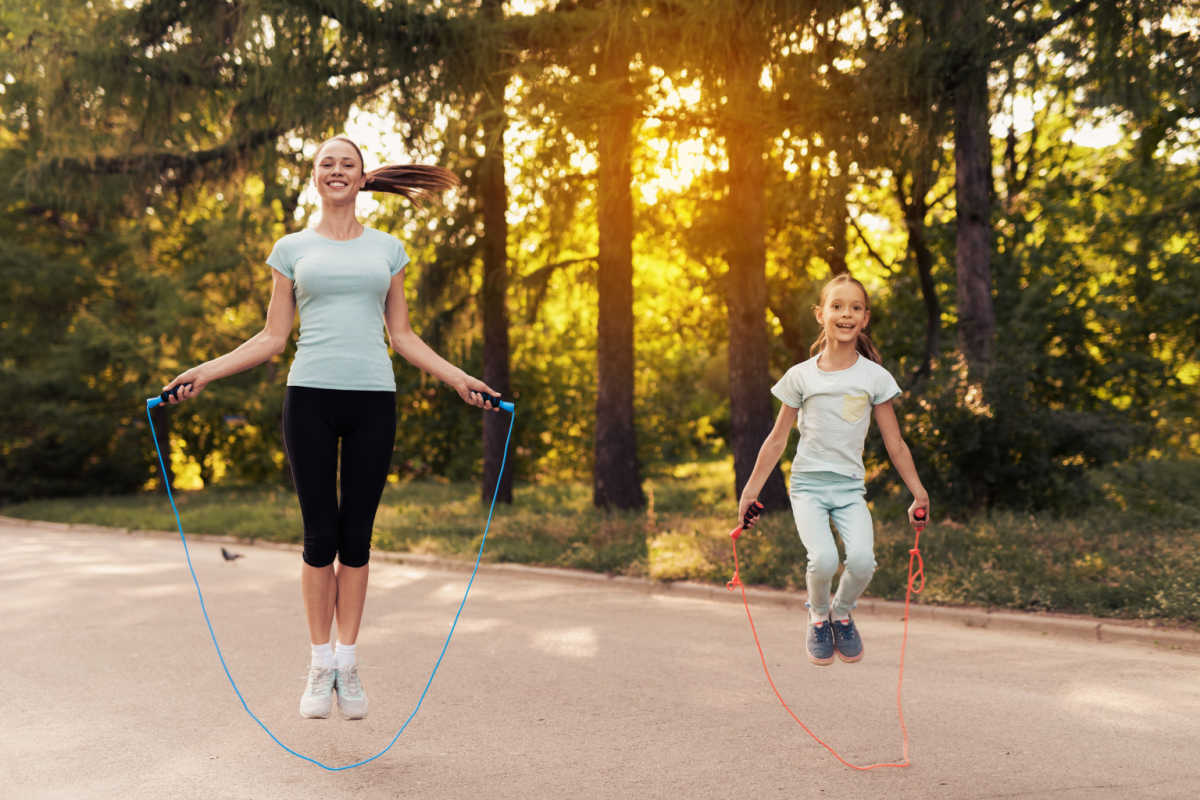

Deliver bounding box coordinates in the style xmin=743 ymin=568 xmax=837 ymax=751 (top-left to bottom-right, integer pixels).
xmin=855 ymin=331 xmax=883 ymax=364
xmin=809 ymin=330 xmax=827 ymax=359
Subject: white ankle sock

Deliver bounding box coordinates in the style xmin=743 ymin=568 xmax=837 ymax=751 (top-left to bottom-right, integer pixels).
xmin=311 ymin=642 xmax=335 ymax=669
xmin=335 ymin=641 xmax=357 ymax=669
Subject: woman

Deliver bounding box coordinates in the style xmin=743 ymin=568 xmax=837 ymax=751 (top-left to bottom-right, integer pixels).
xmin=162 ymin=136 xmax=500 ymax=719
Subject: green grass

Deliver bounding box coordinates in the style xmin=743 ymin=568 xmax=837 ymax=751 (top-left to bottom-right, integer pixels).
xmin=4 ymin=458 xmax=1198 ymax=628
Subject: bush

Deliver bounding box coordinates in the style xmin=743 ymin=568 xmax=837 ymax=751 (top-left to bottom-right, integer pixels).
xmin=869 ymin=354 xmax=1141 ymax=515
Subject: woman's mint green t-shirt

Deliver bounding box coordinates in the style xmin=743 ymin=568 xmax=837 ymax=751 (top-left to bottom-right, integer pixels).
xmin=266 ymin=227 xmax=409 ymax=391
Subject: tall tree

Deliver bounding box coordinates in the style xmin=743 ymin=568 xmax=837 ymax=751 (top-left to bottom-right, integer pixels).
xmin=895 ymin=0 xmax=1105 ymax=378
xmin=479 ymin=0 xmax=515 ymax=504
xmin=510 ymin=1 xmax=647 ymax=509
xmin=721 ymin=44 xmax=789 ymax=511
xmin=948 ymin=0 xmax=996 ymax=374
xmin=652 ymin=1 xmax=860 ymax=509
xmin=897 ymin=121 xmax=947 ymax=386
xmin=859 ymin=2 xmax=954 ymax=386
xmin=592 ymin=4 xmax=646 ymax=510
xmin=708 ymin=1 xmax=814 ymax=511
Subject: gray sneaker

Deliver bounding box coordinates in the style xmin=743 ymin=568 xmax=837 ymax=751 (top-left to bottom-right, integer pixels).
xmin=299 ymin=665 xmax=336 ymax=718
xmin=806 ymin=619 xmax=835 ymax=666
xmin=831 ymin=615 xmax=864 ymax=663
xmin=336 ymin=664 xmax=368 ymax=720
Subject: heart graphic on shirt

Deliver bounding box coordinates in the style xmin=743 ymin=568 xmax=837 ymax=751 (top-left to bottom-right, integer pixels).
xmin=840 ymin=392 xmax=870 ymax=422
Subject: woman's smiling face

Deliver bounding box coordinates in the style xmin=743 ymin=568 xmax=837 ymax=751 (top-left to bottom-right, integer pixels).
xmin=313 ymin=138 xmax=366 ymax=204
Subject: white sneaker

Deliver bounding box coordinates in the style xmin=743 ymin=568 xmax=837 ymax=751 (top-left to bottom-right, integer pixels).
xmin=299 ymin=665 xmax=336 ymax=718
xmin=336 ymin=664 xmax=368 ymax=719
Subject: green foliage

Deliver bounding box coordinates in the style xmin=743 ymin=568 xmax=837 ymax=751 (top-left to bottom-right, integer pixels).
xmin=0 ymin=220 xmax=169 ymax=500
xmin=871 ymin=352 xmax=1142 ymax=514
xmin=1086 ymin=456 xmax=1200 ymax=529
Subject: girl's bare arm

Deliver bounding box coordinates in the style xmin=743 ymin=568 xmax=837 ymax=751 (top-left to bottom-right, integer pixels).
xmin=737 ymin=403 xmax=799 ymax=525
xmin=874 ymin=399 xmax=931 ymax=523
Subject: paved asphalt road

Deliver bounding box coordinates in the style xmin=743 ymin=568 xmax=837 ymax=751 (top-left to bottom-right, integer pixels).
xmin=2 ymin=520 xmax=1198 ymax=800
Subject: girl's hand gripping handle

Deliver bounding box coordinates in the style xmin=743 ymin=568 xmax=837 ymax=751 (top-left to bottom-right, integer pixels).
xmin=731 ymin=500 xmax=765 ymax=540
xmin=912 ymin=507 xmax=928 ymax=531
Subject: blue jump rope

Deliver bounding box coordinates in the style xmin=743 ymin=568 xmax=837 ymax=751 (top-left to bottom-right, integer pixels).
xmin=146 ymin=387 xmax=515 ymax=771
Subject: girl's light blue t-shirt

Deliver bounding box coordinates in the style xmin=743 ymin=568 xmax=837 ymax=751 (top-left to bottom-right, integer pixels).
xmin=267 ymin=227 xmax=409 ymax=392
xmin=771 ymin=355 xmax=902 ymax=481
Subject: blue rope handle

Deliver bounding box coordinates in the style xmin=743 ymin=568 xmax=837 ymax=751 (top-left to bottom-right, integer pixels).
xmin=145 ymin=396 xmax=515 ymax=770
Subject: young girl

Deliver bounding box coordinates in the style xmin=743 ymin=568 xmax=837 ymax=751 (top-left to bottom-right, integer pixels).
xmin=736 ymin=273 xmax=929 ymax=666
xmin=161 ymin=136 xmax=501 ymax=718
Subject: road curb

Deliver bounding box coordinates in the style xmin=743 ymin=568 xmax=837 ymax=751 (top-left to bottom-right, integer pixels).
xmin=4 ymin=514 xmax=1198 ymax=653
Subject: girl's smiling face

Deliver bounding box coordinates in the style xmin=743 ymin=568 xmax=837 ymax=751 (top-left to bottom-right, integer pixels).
xmin=313 ymin=139 xmax=366 ymax=204
xmin=816 ymin=281 xmax=870 ymax=346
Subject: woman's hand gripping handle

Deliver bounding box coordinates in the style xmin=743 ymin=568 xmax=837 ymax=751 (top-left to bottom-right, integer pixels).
xmin=146 ymin=384 xmax=192 ymax=409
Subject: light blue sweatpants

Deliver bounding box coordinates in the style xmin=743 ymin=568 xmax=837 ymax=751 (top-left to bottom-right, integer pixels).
xmin=789 ymin=471 xmax=877 ymax=621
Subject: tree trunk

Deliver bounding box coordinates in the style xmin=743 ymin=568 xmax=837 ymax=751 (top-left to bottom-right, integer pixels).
xmin=723 ymin=65 xmax=788 ymax=512
xmin=480 ymin=0 xmax=513 ymax=504
xmin=951 ymin=0 xmax=996 ymax=374
xmin=593 ymin=38 xmax=645 ymax=510
xmin=897 ymin=146 xmax=941 ymax=387
xmin=910 ymin=198 xmax=941 ymax=384
xmin=826 ymin=165 xmax=849 ymax=276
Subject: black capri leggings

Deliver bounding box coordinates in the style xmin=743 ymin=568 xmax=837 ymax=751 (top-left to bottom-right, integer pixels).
xmin=282 ymin=386 xmax=396 ymax=568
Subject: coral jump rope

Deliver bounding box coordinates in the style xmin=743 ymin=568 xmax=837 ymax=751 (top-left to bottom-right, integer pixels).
xmin=146 ymin=386 xmax=514 ymax=771
xmin=727 ymin=501 xmax=927 ymax=770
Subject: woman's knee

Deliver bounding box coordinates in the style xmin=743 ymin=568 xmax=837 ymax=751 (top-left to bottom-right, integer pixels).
xmin=337 ymin=545 xmax=371 ymax=569
xmin=302 ymin=517 xmax=340 ymax=567
xmin=302 ymin=542 xmax=337 ymax=568
xmin=335 ymin=525 xmax=372 ymax=568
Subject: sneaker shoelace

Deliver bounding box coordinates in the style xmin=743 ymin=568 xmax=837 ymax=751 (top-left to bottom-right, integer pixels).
xmin=338 ymin=666 xmax=364 ymax=699
xmin=306 ymin=666 xmax=335 ymax=697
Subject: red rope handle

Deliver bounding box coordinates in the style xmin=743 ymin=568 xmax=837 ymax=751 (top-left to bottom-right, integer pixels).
xmin=727 ymin=516 xmax=926 ymax=770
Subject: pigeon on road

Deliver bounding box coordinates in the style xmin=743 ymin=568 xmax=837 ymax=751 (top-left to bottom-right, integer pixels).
xmin=221 ymin=547 xmax=244 ymax=562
